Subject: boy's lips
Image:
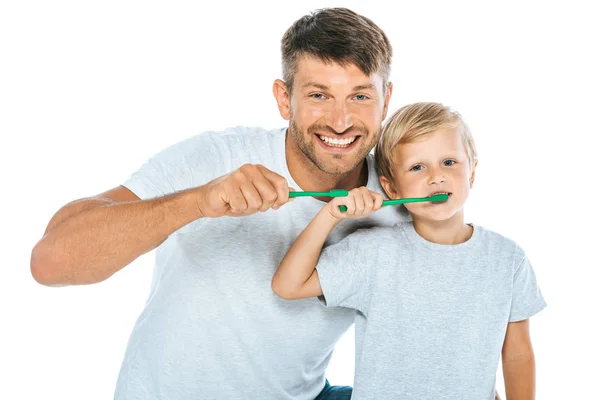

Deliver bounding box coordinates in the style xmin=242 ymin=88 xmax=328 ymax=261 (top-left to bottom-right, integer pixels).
xmin=428 ymin=191 xmax=451 ymax=203
xmin=429 ymin=191 xmax=452 ymax=197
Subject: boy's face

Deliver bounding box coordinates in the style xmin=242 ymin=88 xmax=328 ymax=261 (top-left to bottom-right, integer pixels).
xmin=381 ymin=127 xmax=476 ymax=223
xmin=274 ymin=56 xmax=392 ymax=175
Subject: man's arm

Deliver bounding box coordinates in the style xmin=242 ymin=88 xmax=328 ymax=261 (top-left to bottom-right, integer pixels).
xmin=502 ymin=319 xmax=536 ymax=400
xmin=272 ymin=187 xmax=383 ymax=300
xmin=31 ymin=164 xmax=291 ymax=286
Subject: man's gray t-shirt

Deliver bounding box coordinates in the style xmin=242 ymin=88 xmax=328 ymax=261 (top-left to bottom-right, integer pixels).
xmin=116 ymin=126 xmax=409 ymax=399
xmin=317 ymin=221 xmax=546 ymax=400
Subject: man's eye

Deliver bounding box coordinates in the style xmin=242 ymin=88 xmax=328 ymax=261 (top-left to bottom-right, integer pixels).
xmin=443 ymin=160 xmax=456 ymax=166
xmin=355 ymin=94 xmax=368 ymax=100
xmin=410 ymin=165 xmax=423 ymax=171
xmin=311 ymin=93 xmax=325 ymax=99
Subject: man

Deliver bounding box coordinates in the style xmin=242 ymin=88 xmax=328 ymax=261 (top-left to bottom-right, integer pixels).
xmin=30 ymin=7 xmax=407 ymax=399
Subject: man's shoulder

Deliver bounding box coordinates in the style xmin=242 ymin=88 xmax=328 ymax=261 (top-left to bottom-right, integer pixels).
xmin=195 ymin=126 xmax=285 ymax=144
xmin=167 ymin=126 xmax=285 ymax=162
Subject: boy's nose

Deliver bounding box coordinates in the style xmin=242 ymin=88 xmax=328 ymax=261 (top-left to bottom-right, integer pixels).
xmin=428 ymin=169 xmax=446 ymax=185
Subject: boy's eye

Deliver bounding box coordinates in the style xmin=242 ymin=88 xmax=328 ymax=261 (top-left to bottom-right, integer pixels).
xmin=443 ymin=160 xmax=456 ymax=166
xmin=410 ymin=165 xmax=423 ymax=171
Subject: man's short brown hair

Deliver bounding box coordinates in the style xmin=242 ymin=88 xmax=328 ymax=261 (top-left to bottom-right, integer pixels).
xmin=281 ymin=8 xmax=392 ymax=92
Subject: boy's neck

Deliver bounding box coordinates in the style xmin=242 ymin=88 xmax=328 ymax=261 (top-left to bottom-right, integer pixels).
xmin=412 ymin=213 xmax=473 ymax=245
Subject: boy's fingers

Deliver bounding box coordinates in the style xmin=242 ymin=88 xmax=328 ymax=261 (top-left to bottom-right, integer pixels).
xmin=344 ymin=196 xmax=356 ymax=215
xmin=353 ymin=193 xmax=365 ymax=216
xmin=363 ymin=192 xmax=375 ymax=213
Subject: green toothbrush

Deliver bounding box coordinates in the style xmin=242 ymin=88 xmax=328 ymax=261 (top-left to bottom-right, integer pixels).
xmin=288 ymin=190 xmax=448 ymax=211
xmin=339 ymin=193 xmax=449 ymax=212
xmin=288 ymin=189 xmax=349 ymax=198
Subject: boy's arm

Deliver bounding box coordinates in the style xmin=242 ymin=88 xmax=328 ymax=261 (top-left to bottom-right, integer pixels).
xmin=502 ymin=319 xmax=536 ymax=400
xmin=272 ymin=206 xmax=339 ymax=299
xmin=272 ymin=187 xmax=383 ymax=300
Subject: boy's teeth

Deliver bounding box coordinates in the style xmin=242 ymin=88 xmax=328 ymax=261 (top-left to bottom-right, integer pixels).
xmin=319 ymin=135 xmax=357 ymax=147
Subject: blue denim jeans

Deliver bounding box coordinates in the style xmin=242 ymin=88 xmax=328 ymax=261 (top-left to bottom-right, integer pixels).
xmin=314 ymin=379 xmax=352 ymax=400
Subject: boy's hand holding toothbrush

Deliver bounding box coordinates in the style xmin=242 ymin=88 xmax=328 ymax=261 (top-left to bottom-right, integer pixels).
xmin=328 ymin=187 xmax=384 ymax=220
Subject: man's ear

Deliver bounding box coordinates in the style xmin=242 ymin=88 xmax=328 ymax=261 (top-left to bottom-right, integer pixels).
xmin=469 ymin=160 xmax=478 ymax=188
xmin=382 ymin=82 xmax=393 ymax=121
xmin=379 ymin=175 xmax=399 ymax=199
xmin=273 ymin=79 xmax=291 ymax=121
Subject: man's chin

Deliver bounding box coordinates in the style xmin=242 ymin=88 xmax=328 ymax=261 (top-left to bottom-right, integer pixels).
xmin=313 ymin=159 xmax=363 ymax=175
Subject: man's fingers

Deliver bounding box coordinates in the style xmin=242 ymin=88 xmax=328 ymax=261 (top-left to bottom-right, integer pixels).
xmin=227 ymin=186 xmax=249 ymax=214
xmin=286 ymin=187 xmax=296 ymax=202
xmin=238 ymin=182 xmax=264 ymax=213
xmin=373 ymin=192 xmax=384 ymax=210
xmin=250 ymin=172 xmax=279 ymax=212
xmin=259 ymin=166 xmax=290 ymax=208
xmin=223 ymin=165 xmax=290 ymax=215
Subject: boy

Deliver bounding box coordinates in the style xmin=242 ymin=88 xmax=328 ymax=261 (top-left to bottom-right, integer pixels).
xmin=272 ymin=102 xmax=546 ymax=399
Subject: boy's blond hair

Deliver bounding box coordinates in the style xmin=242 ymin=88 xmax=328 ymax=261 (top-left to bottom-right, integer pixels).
xmin=375 ymin=102 xmax=478 ymax=182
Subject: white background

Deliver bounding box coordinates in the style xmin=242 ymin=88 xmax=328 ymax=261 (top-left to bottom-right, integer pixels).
xmin=1 ymin=1 xmax=598 ymax=399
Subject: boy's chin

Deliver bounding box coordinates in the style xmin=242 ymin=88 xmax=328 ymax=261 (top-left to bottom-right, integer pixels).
xmin=412 ymin=210 xmax=460 ymax=223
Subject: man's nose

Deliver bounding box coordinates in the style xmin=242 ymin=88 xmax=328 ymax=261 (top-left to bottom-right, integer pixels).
xmin=327 ymin=101 xmax=353 ymax=134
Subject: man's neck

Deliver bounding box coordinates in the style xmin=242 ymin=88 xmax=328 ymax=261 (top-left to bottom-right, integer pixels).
xmin=285 ymin=129 xmax=369 ymax=197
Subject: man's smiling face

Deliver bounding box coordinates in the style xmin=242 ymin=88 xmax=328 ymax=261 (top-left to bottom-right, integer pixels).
xmin=287 ymin=56 xmax=391 ymax=175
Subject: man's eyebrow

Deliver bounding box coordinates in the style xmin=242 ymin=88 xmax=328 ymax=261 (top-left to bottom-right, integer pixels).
xmin=301 ymin=82 xmax=329 ymax=90
xmin=300 ymin=82 xmax=377 ymax=91
xmin=352 ymin=84 xmax=376 ymax=91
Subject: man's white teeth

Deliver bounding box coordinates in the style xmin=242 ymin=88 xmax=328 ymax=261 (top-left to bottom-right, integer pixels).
xmin=319 ymin=135 xmax=357 ymax=147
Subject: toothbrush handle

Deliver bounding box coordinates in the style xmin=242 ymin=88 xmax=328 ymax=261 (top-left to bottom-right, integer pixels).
xmin=289 ymin=190 xmax=349 ymax=198
xmin=289 ymin=192 xmax=321 ymax=198
xmin=339 ymin=197 xmax=432 ymax=212
xmin=382 ymin=197 xmax=430 ymax=206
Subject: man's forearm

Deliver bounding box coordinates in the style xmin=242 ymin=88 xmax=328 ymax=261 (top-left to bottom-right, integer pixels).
xmin=31 ymin=189 xmax=202 ymax=286
xmin=503 ymin=352 xmax=536 ymax=400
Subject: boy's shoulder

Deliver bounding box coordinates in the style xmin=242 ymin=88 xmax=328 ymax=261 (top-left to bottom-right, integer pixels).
xmin=334 ymin=222 xmax=407 ymax=247
xmin=473 ymin=224 xmax=527 ymax=260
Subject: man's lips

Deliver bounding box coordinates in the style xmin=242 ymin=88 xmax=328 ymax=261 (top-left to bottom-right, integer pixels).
xmin=316 ymin=134 xmax=359 ymax=147
xmin=315 ymin=133 xmax=360 ymax=149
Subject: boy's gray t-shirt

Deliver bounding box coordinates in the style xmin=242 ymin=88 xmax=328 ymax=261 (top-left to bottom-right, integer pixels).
xmin=317 ymin=221 xmax=546 ymax=400
xmin=116 ymin=126 xmax=409 ymax=399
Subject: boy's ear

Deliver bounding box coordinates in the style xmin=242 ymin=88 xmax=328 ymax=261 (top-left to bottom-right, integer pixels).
xmin=273 ymin=79 xmax=291 ymax=121
xmin=469 ymin=160 xmax=478 ymax=188
xmin=379 ymin=175 xmax=399 ymax=199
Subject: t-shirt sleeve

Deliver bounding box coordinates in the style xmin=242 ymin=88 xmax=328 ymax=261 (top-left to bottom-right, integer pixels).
xmin=123 ymin=132 xmax=229 ymax=200
xmin=316 ymin=229 xmax=375 ymax=314
xmin=509 ymin=255 xmax=546 ymax=322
